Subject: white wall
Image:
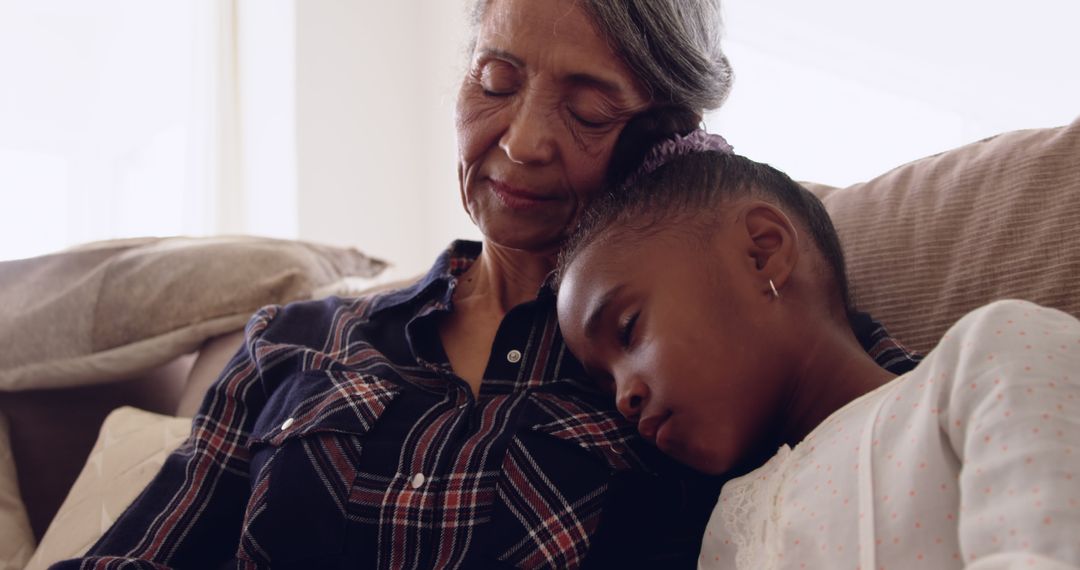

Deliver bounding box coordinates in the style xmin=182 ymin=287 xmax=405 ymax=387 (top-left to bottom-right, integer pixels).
xmin=235 ymin=0 xmax=298 ymax=239
xmin=293 ymin=0 xmax=478 ymax=278
xmin=707 ymin=0 xmax=1080 ymax=186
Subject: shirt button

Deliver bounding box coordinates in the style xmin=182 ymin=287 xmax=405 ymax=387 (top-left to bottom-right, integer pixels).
xmin=410 ymin=473 xmax=426 ymax=489
xmin=280 ymin=417 xmax=295 ymax=431
xmin=506 ymin=349 xmax=522 ymax=364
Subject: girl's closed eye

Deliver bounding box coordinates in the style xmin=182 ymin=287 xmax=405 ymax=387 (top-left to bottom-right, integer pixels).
xmin=618 ymin=311 xmax=640 ymax=349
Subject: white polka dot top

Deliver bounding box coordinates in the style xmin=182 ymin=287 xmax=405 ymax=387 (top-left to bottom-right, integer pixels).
xmin=699 ymin=300 xmax=1080 ymax=570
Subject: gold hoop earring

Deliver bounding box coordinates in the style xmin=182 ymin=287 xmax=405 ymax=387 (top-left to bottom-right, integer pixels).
xmin=768 ymin=279 xmax=780 ymax=299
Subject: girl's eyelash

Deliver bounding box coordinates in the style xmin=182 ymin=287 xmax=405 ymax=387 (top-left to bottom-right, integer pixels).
xmin=618 ymin=312 xmax=639 ymax=348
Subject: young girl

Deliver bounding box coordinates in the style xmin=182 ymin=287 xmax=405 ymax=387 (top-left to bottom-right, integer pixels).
xmin=555 ymin=132 xmax=1080 ymax=569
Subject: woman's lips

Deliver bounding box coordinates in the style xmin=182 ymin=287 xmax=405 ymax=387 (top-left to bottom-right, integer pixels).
xmin=490 ymin=180 xmax=558 ymax=210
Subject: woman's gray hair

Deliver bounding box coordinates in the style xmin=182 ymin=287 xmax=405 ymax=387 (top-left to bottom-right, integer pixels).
xmin=468 ymin=0 xmax=733 ymax=116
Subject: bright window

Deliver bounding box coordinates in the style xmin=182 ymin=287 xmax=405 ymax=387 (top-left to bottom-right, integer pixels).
xmin=0 ymin=0 xmax=215 ymax=261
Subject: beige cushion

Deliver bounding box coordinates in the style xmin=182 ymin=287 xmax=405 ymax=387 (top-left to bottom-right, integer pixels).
xmin=25 ymin=407 xmax=191 ymax=569
xmin=0 ymin=411 xmax=35 ymax=570
xmin=0 ymin=236 xmax=386 ymax=392
xmin=807 ymin=115 xmax=1080 ymax=353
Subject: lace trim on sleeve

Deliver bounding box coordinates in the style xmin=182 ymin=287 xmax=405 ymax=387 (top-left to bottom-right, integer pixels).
xmin=719 ymin=444 xmax=792 ymax=570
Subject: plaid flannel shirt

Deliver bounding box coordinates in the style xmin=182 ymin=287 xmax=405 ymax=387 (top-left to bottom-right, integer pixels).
xmin=54 ymin=240 xmax=920 ymax=569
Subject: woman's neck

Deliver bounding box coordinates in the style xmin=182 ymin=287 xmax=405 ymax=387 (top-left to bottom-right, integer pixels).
xmin=454 ymin=240 xmax=557 ymax=313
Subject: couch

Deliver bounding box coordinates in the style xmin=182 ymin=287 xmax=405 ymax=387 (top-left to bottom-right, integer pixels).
xmin=0 ymin=236 xmax=389 ymax=568
xmin=2 ymin=116 xmax=1078 ymax=569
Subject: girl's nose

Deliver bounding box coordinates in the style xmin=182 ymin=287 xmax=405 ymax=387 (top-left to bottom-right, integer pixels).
xmin=615 ymin=380 xmax=648 ymax=422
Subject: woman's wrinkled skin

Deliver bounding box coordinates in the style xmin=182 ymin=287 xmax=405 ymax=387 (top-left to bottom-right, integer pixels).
xmin=442 ymin=0 xmax=651 ymax=391
xmin=455 ymin=0 xmax=650 ymax=255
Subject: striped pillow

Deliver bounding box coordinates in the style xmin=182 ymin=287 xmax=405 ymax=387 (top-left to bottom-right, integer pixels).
xmin=807 ymin=116 xmax=1080 ymax=353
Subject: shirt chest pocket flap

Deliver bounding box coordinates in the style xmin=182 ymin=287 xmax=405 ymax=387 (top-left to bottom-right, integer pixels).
xmin=526 ymin=392 xmax=644 ymax=473
xmin=249 ymin=369 xmax=402 ymax=448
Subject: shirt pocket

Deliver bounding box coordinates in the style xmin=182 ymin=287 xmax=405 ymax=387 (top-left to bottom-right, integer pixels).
xmin=525 ymin=392 xmax=645 ymax=473
xmin=491 ymin=396 xmax=645 ymax=568
xmin=240 ymin=370 xmax=401 ymax=567
xmin=249 ymin=369 xmax=402 ymax=447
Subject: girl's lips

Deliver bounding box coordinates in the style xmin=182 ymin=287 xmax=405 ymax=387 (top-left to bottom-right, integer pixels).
xmin=637 ymin=411 xmax=671 ymax=443
xmin=490 ymin=180 xmax=557 ymax=210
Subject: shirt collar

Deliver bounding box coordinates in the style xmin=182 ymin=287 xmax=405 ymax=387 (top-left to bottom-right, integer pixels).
xmin=369 ymin=240 xmax=482 ymax=316
xmin=369 ymin=239 xmax=561 ymax=316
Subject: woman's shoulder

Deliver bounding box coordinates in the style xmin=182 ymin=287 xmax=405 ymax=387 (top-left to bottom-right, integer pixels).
xmin=258 ymin=275 xmax=423 ymax=329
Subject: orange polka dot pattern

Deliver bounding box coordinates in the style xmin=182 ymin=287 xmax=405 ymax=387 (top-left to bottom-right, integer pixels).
xmin=699 ymin=301 xmax=1080 ymax=569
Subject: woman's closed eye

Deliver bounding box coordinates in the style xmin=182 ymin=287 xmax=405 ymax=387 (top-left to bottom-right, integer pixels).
xmin=568 ymin=107 xmax=612 ymax=129
xmin=477 ymin=59 xmax=520 ymax=96
xmin=567 ymin=91 xmax=626 ymax=131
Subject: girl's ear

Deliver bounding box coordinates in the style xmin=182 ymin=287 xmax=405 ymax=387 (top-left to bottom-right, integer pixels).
xmin=740 ymin=202 xmax=799 ymax=290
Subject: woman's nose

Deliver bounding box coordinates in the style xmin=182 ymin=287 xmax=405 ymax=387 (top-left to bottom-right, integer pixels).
xmin=499 ymin=96 xmax=555 ymax=165
xmin=615 ymin=380 xmax=648 ymax=422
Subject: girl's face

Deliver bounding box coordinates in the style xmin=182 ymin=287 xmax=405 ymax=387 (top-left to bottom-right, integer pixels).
xmin=455 ymin=0 xmax=650 ymax=254
xmin=556 ymin=223 xmax=794 ymax=475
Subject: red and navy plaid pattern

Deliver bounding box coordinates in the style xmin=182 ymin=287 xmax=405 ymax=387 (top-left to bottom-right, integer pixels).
xmin=53 ymin=240 xmax=919 ymax=570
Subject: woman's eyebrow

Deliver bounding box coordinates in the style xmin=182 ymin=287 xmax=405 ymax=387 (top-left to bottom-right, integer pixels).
xmin=475 ymin=48 xmax=524 ymax=67
xmin=564 ymin=72 xmax=626 ymax=98
xmin=583 ymin=283 xmax=627 ymax=340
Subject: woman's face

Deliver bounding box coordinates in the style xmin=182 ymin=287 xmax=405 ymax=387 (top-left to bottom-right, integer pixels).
xmin=456 ymin=0 xmax=650 ymax=253
xmin=556 ymin=222 xmax=794 ymax=475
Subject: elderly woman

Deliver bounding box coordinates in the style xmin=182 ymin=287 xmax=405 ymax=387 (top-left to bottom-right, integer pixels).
xmin=55 ymin=0 xmax=915 ymax=568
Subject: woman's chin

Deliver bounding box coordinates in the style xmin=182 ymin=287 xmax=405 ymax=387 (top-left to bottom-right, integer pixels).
xmin=471 ymin=199 xmax=578 ymax=249
xmin=478 ymin=221 xmax=571 ymax=255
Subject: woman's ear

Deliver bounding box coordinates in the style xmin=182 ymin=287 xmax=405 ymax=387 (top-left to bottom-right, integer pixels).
xmin=739 ymin=202 xmax=799 ymax=290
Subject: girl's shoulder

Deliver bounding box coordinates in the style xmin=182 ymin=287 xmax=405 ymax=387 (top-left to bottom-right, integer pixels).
xmin=930 ymin=300 xmax=1078 ymax=365
xmin=913 ymin=299 xmax=1080 ymax=408
xmin=946 ymin=299 xmax=1075 ymax=336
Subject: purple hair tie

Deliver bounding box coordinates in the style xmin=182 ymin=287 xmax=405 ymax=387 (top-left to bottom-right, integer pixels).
xmin=622 ymin=129 xmax=734 ymax=189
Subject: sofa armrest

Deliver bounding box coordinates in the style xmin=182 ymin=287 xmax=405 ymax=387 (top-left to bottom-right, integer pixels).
xmin=0 ymin=355 xmax=194 ymax=540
